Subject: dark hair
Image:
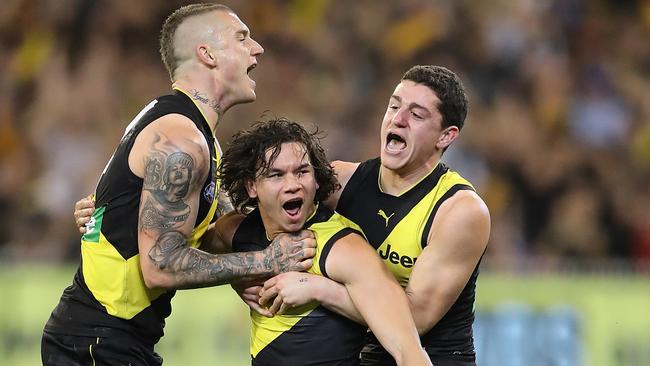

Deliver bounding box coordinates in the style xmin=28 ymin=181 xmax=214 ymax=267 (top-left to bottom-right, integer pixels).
xmin=402 ymin=65 xmax=468 ymax=130
xmin=159 ymin=3 xmax=233 ymax=81
xmin=218 ymin=117 xmax=339 ymax=212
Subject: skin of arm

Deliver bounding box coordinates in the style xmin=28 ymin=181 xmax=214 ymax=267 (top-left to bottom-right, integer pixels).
xmin=404 ymin=190 xmax=490 ymax=334
xmin=130 ymin=115 xmax=316 ymax=290
xmin=262 ymin=233 xmax=430 ymax=366
xmin=322 ymin=160 xmax=358 ymax=210
xmin=259 ymin=271 xmax=364 ymax=324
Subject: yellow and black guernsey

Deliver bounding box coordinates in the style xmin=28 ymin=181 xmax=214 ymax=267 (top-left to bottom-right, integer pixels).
xmin=232 ymin=204 xmax=366 ymax=366
xmin=336 ymin=158 xmax=480 ymax=356
xmin=44 ymin=89 xmax=220 ymax=345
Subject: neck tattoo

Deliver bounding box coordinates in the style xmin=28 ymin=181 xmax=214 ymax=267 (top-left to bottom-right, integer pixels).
xmin=189 ymin=89 xmax=222 ymax=122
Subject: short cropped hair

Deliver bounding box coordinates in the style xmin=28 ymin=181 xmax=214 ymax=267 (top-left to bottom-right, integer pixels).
xmin=159 ymin=3 xmax=233 ymax=81
xmin=218 ymin=117 xmax=339 ymax=212
xmin=402 ymin=65 xmax=468 ymax=130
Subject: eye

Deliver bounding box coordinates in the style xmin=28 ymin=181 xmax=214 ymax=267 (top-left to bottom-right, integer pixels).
xmin=411 ymin=111 xmax=423 ymax=120
xmin=388 ymin=104 xmax=398 ymax=110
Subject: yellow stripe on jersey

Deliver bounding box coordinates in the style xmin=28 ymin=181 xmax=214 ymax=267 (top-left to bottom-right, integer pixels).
xmin=377 ymin=170 xmax=473 ymax=287
xmin=81 ymin=233 xmax=165 ymax=319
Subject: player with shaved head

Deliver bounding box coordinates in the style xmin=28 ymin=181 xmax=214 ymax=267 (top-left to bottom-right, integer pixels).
xmin=42 ymin=4 xmax=316 ymax=365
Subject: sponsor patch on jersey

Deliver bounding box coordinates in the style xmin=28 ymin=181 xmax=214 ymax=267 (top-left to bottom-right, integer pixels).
xmin=203 ymin=181 xmax=216 ymax=203
xmin=82 ymin=205 xmax=105 ymax=243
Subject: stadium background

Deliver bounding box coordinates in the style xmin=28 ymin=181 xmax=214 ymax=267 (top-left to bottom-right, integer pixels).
xmin=1 ymin=0 xmax=649 ymax=365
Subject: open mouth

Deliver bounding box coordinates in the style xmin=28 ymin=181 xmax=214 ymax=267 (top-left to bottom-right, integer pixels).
xmin=386 ymin=132 xmax=406 ymax=152
xmin=282 ymin=198 xmax=303 ymax=218
xmin=247 ymin=63 xmax=257 ymax=74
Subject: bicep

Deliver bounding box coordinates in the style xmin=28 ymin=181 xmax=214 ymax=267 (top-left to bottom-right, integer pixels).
xmin=324 ymin=232 xmax=391 ymax=285
xmin=406 ymin=192 xmax=490 ymax=331
xmin=134 ymin=119 xmax=210 ymax=266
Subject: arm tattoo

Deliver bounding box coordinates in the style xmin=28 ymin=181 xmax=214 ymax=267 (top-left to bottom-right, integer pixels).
xmin=215 ymin=189 xmax=235 ymax=218
xmin=148 ymin=230 xmax=277 ymax=288
xmin=140 ymin=149 xmax=194 ymax=232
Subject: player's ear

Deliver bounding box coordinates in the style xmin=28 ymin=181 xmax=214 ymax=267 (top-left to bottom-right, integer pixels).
xmin=245 ymin=179 xmax=258 ymax=199
xmin=197 ymin=44 xmax=217 ymax=67
xmin=436 ymin=126 xmax=459 ymax=150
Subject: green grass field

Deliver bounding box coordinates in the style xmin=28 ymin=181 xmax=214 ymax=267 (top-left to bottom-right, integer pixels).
xmin=2 ymin=265 xmax=649 ymax=365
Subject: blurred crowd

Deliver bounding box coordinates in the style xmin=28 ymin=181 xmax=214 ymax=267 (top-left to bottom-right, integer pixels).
xmin=1 ymin=0 xmax=649 ymax=271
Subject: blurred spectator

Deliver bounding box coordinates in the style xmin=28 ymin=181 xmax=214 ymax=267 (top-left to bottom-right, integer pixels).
xmin=0 ymin=0 xmax=648 ymax=273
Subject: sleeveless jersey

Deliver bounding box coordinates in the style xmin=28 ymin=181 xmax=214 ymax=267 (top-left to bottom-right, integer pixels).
xmin=232 ymin=204 xmax=367 ymax=366
xmin=44 ymin=89 xmax=220 ymax=344
xmin=336 ymin=157 xmax=480 ymax=354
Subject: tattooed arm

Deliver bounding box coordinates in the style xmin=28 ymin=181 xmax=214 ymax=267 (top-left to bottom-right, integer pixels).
xmin=130 ymin=115 xmax=315 ymax=290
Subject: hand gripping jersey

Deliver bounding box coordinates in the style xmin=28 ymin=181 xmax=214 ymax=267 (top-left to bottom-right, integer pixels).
xmin=336 ymin=158 xmax=481 ymax=356
xmin=44 ymin=89 xmax=220 ymax=345
xmin=232 ymin=204 xmax=367 ymax=366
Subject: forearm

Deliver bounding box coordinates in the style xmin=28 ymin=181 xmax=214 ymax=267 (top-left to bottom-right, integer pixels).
xmin=146 ymin=230 xmax=277 ymax=289
xmin=313 ymin=277 xmax=365 ymax=325
xmin=347 ymin=280 xmax=423 ymax=364
xmin=406 ymin=287 xmax=455 ymax=335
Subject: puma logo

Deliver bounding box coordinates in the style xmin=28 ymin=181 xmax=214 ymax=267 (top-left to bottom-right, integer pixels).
xmin=377 ymin=209 xmax=394 ymax=227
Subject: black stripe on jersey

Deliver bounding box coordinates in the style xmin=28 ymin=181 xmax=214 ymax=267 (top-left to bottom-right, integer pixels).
xmin=253 ymin=306 xmax=365 ymax=366
xmin=336 ymin=158 xmax=448 ymax=249
xmin=420 ymin=184 xmax=474 ymax=249
xmin=318 ymin=228 xmax=364 ymax=278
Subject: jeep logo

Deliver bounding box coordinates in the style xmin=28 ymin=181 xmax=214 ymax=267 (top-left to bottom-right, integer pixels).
xmin=378 ymin=244 xmax=416 ymax=268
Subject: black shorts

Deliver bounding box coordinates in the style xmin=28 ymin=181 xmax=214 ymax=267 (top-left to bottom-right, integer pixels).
xmin=360 ymin=343 xmax=475 ymax=366
xmin=41 ymin=330 xmax=163 ymax=366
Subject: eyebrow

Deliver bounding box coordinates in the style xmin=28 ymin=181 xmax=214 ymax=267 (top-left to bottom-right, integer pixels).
xmin=390 ymin=95 xmax=431 ymax=114
xmin=236 ymin=29 xmax=249 ymax=37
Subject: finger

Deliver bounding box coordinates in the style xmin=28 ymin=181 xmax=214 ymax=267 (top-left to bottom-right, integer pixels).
xmin=301 ymin=247 xmax=316 ymax=259
xmin=268 ymin=294 xmax=284 ymax=314
xmin=78 ymin=227 xmax=87 ymax=234
xmin=297 ymin=239 xmax=317 ymax=251
xmin=277 ymin=301 xmax=291 ymax=316
xmin=296 ymin=258 xmax=313 ymax=272
xmin=259 ymin=285 xmax=278 ymax=306
xmin=249 ymin=302 xmax=273 ymax=318
xmin=289 ymin=229 xmax=315 ymax=240
xmin=242 ymin=291 xmax=258 ymax=303
xmin=262 ymin=277 xmax=277 ymax=290
xmin=75 ymin=197 xmax=93 ymax=211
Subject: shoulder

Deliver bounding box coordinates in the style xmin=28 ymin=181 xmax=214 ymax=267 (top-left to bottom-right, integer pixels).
xmin=440 ymin=190 xmax=489 ymax=225
xmin=214 ymin=211 xmax=246 ymax=246
xmin=129 ymin=114 xmax=210 ymax=179
xmin=428 ymin=190 xmax=490 ymax=248
xmin=324 ymin=160 xmax=360 ymax=209
xmin=332 ymin=160 xmax=360 ymax=182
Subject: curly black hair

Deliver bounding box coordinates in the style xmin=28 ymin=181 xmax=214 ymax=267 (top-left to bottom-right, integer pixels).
xmin=218 ymin=117 xmax=339 ymax=212
xmin=402 ymin=65 xmax=468 ymax=130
